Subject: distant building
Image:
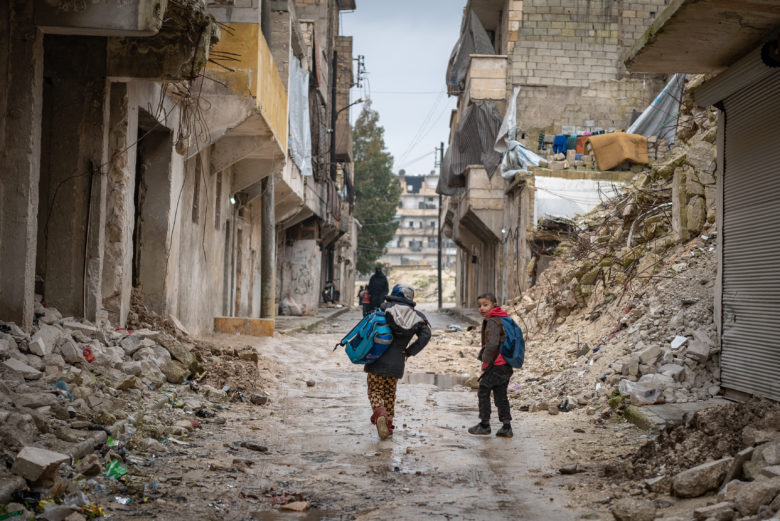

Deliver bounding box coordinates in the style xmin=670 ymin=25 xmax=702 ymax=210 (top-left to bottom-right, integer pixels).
xmin=381 ymin=171 xmax=456 ymax=267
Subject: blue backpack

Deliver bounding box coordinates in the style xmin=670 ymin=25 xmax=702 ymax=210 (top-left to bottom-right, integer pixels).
xmin=497 ymin=316 xmax=525 ymax=369
xmin=334 ymin=311 xmax=393 ymax=364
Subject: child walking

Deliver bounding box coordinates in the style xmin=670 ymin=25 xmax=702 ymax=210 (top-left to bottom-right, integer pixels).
xmin=468 ymin=292 xmax=513 ymax=438
xmin=365 ymin=284 xmax=431 ymax=439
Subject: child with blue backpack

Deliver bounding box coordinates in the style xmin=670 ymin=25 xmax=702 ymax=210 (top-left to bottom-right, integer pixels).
xmin=365 ymin=284 xmax=430 ymax=439
xmin=468 ymin=292 xmax=514 ymax=438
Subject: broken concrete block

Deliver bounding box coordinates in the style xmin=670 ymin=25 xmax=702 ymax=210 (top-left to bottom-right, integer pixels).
xmin=611 ymin=497 xmax=656 ymax=521
xmin=659 ymin=363 xmax=686 ymax=382
xmin=732 ymin=477 xmax=780 ymax=516
xmin=15 ymin=393 xmax=59 ymax=409
xmin=120 ymin=361 xmax=143 ymax=376
xmin=722 ymin=447 xmax=755 ymax=485
xmin=686 ymin=339 xmax=711 ymax=362
xmin=56 ymin=338 xmax=83 ymax=365
xmin=637 ymin=345 xmax=661 ymax=364
xmin=40 ymin=504 xmax=79 ymax=521
xmin=119 ymin=335 xmax=143 ymax=355
xmin=61 ymin=321 xmax=99 ymax=340
xmin=673 ymin=457 xmax=733 ymax=498
xmin=25 ymin=354 xmax=44 ymax=371
xmin=160 ymin=359 xmax=188 ymax=384
xmin=744 ymin=439 xmax=780 ymax=480
xmin=3 ymin=358 xmax=43 ymax=380
xmin=156 ymin=335 xmax=198 ymax=372
xmin=692 ymin=501 xmax=735 ymax=521
xmin=548 ymin=160 xmax=566 ymax=170
xmin=11 ymin=446 xmax=69 ymax=481
xmin=28 ymin=337 xmax=51 ymax=357
xmin=761 ymin=465 xmax=780 ymax=478
xmin=742 ymin=426 xmax=776 ymax=447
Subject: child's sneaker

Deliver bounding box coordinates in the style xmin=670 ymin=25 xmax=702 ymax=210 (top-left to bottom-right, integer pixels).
xmin=468 ymin=422 xmax=491 ymax=435
xmin=496 ymin=424 xmax=513 ymax=438
xmin=376 ymin=415 xmax=391 ymax=439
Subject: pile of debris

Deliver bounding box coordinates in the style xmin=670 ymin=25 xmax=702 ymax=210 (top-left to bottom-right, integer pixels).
xmin=0 ymin=296 xmax=267 ymax=519
xmin=438 ymin=76 xmax=716 ymax=416
xmin=606 ymin=399 xmax=780 ymax=521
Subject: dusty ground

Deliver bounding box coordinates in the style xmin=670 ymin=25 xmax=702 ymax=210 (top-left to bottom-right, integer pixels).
xmin=85 ymin=308 xmax=593 ymax=520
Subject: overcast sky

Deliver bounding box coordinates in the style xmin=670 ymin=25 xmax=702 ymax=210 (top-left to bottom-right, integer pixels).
xmin=341 ymin=1 xmax=466 ymax=176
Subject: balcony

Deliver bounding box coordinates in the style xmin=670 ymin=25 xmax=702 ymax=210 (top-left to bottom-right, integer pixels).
xmin=457 ymin=165 xmax=504 ymax=239
xmin=202 ymin=21 xmax=287 ymax=158
xmin=461 ymin=54 xmax=507 ymax=109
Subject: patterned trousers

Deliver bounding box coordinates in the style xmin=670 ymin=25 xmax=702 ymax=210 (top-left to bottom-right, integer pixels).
xmin=366 ymin=373 xmax=398 ymax=418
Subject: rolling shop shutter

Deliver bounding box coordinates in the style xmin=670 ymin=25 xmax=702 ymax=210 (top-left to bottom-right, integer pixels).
xmin=720 ymin=69 xmax=780 ymax=401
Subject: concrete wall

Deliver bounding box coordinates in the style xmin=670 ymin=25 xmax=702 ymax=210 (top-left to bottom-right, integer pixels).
xmin=37 ymin=35 xmax=108 ymax=320
xmin=278 ymin=238 xmax=322 ymax=314
xmin=499 ymin=179 xmax=533 ymax=303
xmin=499 ymin=0 xmax=667 ymax=144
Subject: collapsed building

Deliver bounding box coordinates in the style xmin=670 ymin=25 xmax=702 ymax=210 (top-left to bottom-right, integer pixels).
xmin=438 ymin=0 xmax=672 ymax=309
xmin=0 ymin=0 xmax=359 ymax=336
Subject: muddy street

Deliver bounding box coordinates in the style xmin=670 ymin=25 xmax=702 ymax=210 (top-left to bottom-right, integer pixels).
xmin=110 ymin=309 xmax=575 ymax=520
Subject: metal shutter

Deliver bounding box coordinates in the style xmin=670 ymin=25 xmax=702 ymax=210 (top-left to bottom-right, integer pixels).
xmin=720 ymin=69 xmax=780 ymax=401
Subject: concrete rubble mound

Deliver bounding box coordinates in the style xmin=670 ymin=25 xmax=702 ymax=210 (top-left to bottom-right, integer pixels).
xmin=0 ymin=293 xmax=270 ymax=515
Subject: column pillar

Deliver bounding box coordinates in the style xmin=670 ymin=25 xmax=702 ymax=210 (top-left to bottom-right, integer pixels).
xmin=260 ymin=175 xmax=276 ymax=318
xmin=0 ymin=0 xmax=44 ymax=331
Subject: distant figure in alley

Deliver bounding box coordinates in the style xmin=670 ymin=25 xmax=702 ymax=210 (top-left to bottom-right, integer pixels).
xmin=366 ymin=265 xmax=389 ymax=312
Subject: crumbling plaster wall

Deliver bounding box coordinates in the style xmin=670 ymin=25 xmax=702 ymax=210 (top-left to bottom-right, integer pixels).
xmin=37 ymin=35 xmax=108 ymax=320
xmin=500 ymin=180 xmax=533 ymax=303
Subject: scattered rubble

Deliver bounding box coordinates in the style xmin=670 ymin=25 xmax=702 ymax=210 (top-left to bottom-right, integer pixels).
xmin=0 ymin=292 xmax=272 ymax=518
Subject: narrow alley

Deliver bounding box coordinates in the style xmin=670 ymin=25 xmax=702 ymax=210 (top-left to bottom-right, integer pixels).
xmin=102 ymin=309 xmax=576 ymax=520
xmin=3 ymin=0 xmax=780 ymax=520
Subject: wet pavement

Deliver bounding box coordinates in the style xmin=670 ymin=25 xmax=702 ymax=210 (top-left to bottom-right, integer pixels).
xmin=115 ymin=308 xmax=575 ymax=520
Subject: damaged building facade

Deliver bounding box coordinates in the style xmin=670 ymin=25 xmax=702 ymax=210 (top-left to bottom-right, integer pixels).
xmin=439 ymin=0 xmax=669 ymax=308
xmin=625 ymin=0 xmax=780 ymax=401
xmin=0 ymin=0 xmax=358 ymax=335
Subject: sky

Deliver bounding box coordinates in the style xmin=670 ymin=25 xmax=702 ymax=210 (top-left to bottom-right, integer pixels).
xmin=340 ymin=1 xmax=466 ymax=176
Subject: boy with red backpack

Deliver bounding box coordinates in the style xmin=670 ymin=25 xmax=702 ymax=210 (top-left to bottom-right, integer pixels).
xmin=468 ymin=292 xmax=514 ymax=438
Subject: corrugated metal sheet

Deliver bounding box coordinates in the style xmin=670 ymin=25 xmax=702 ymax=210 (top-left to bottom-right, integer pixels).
xmin=720 ymin=69 xmax=780 ymax=401
xmin=697 ymin=47 xmax=777 ymax=107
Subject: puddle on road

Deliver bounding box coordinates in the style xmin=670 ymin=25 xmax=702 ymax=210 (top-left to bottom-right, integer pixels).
xmin=401 ymin=372 xmax=467 ymax=389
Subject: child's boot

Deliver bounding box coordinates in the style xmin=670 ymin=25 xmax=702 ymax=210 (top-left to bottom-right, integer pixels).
xmin=371 ymin=407 xmax=390 ymax=439
xmin=496 ymin=423 xmax=513 ymax=438
xmin=468 ymin=422 xmax=491 ymax=435
xmin=386 ymin=416 xmax=395 ymax=436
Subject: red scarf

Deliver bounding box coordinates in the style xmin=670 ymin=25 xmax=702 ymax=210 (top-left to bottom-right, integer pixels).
xmin=483 ymin=306 xmax=508 ymax=368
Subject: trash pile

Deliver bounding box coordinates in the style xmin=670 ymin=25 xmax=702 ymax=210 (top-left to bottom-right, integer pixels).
xmin=0 ymin=295 xmax=268 ymax=519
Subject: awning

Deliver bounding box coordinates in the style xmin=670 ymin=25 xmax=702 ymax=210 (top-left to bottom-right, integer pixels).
xmin=625 ymin=0 xmax=780 ymax=73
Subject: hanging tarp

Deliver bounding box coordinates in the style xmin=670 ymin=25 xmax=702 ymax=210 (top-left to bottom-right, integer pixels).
xmin=289 ymin=54 xmax=313 ymax=177
xmin=445 ymin=10 xmax=495 ymax=96
xmin=626 ymin=73 xmax=685 ymax=145
xmin=494 ymin=86 xmax=545 ymax=178
xmin=436 ymin=102 xmax=503 ymax=195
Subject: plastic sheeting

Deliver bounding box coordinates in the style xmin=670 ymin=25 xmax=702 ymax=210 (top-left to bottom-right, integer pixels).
xmin=445 ymin=10 xmax=495 ymax=96
xmin=494 ymin=86 xmax=545 ymax=179
xmin=626 ymin=73 xmax=685 ymax=145
xmin=436 ymin=102 xmax=503 ymax=195
xmin=289 ymin=55 xmax=313 ymax=177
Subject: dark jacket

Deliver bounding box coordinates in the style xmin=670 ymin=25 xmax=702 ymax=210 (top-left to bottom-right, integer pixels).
xmin=478 ymin=317 xmax=505 ymax=364
xmin=364 ymin=295 xmax=431 ymax=379
xmin=367 ymin=271 xmax=389 ymax=309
